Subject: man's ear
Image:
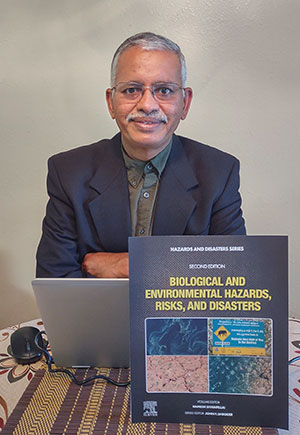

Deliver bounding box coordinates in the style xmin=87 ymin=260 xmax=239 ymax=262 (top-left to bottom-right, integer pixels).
xmin=106 ymin=88 xmax=115 ymax=119
xmin=181 ymin=87 xmax=193 ymax=120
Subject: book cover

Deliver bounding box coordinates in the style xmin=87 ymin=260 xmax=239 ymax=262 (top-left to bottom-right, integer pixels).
xmin=129 ymin=235 xmax=288 ymax=429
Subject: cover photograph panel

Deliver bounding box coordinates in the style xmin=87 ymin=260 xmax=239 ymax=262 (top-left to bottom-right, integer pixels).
xmin=208 ymin=318 xmax=273 ymax=396
xmin=146 ymin=318 xmax=208 ymax=356
xmin=145 ymin=317 xmax=272 ymax=396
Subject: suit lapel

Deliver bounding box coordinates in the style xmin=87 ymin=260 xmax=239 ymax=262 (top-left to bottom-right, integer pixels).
xmin=152 ymin=135 xmax=199 ymax=235
xmin=88 ymin=134 xmax=131 ymax=251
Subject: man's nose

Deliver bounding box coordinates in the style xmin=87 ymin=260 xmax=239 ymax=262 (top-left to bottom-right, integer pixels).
xmin=135 ymin=87 xmax=160 ymax=113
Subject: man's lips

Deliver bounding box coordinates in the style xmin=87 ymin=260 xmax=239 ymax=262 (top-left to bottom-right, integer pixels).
xmin=129 ymin=118 xmax=165 ymax=132
xmin=131 ymin=117 xmax=162 ymax=124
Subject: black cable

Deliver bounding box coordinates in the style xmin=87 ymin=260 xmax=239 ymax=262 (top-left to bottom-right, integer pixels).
xmin=35 ymin=330 xmax=130 ymax=387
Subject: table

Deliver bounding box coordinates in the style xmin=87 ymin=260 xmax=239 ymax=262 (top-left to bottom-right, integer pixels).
xmin=1 ymin=318 xmax=299 ymax=433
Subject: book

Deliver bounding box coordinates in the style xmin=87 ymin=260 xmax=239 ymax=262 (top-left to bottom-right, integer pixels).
xmin=129 ymin=235 xmax=288 ymax=429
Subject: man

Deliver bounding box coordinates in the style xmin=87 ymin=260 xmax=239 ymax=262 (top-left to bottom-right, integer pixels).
xmin=36 ymin=32 xmax=246 ymax=278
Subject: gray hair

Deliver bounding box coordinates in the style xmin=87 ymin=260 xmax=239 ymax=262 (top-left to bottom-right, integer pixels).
xmin=110 ymin=32 xmax=187 ymax=87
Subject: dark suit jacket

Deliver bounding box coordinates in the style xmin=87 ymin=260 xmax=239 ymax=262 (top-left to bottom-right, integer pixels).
xmin=36 ymin=133 xmax=246 ymax=277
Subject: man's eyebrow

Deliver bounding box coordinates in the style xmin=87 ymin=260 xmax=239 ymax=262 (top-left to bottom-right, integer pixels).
xmin=116 ymin=81 xmax=179 ymax=86
xmin=117 ymin=81 xmax=143 ymax=85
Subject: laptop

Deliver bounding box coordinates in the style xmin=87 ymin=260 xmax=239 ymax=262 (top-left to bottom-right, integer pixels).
xmin=32 ymin=278 xmax=129 ymax=368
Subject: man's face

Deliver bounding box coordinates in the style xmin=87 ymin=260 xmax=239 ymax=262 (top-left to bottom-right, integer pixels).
xmin=106 ymin=46 xmax=192 ymax=160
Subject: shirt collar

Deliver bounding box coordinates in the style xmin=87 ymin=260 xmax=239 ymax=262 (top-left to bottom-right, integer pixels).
xmin=122 ymin=139 xmax=172 ymax=185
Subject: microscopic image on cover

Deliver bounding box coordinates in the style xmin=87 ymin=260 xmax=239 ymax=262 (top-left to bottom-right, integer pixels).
xmin=146 ymin=318 xmax=208 ymax=356
xmin=209 ymin=356 xmax=272 ymax=395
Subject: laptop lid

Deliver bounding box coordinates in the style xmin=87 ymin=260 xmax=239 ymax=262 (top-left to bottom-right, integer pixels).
xmin=32 ymin=278 xmax=129 ymax=368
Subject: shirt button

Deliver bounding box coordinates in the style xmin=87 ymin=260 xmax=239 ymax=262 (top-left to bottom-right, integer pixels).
xmin=147 ymin=163 xmax=153 ymax=170
xmin=139 ymin=228 xmax=145 ymax=235
xmin=143 ymin=191 xmax=150 ymax=199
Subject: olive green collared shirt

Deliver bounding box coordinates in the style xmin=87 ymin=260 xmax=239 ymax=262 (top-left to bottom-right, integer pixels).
xmin=122 ymin=141 xmax=172 ymax=236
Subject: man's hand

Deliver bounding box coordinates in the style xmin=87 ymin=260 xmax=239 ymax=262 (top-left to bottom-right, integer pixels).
xmin=82 ymin=252 xmax=129 ymax=278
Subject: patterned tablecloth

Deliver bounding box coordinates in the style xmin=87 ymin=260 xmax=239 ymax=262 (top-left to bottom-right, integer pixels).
xmin=0 ymin=318 xmax=299 ymax=433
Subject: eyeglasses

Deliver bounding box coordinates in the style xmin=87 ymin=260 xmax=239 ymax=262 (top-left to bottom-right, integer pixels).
xmin=111 ymin=82 xmax=184 ymax=102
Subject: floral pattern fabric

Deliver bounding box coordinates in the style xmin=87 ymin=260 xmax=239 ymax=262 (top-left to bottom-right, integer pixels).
xmin=0 ymin=319 xmax=45 ymax=431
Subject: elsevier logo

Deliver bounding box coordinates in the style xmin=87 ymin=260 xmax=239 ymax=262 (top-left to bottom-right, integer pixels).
xmin=143 ymin=401 xmax=158 ymax=417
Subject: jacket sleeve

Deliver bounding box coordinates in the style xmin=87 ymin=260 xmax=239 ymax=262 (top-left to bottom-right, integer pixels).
xmin=209 ymin=158 xmax=246 ymax=235
xmin=36 ymin=157 xmax=84 ymax=277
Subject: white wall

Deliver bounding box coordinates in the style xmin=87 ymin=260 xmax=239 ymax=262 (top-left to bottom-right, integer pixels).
xmin=1 ymin=0 xmax=299 ymax=328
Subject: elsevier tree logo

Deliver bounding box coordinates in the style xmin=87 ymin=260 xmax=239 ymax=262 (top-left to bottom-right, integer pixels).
xmin=143 ymin=401 xmax=158 ymax=417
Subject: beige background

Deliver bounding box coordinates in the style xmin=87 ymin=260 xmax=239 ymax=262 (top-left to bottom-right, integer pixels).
xmin=1 ymin=0 xmax=299 ymax=328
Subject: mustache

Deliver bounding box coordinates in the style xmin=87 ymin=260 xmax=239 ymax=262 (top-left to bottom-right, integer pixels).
xmin=126 ymin=111 xmax=168 ymax=124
